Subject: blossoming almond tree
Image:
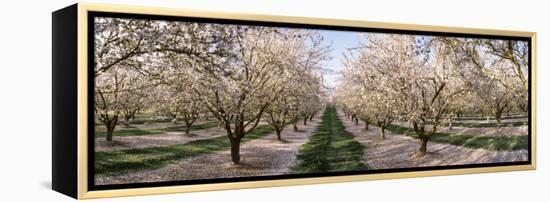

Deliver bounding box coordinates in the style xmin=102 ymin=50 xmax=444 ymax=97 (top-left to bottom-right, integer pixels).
xmin=94 ymin=63 xmax=153 ymax=141
xmin=400 ymin=36 xmax=466 ymax=154
xmin=94 ymin=18 xmax=161 ymax=76
xmin=94 ymin=18 xmax=158 ymax=141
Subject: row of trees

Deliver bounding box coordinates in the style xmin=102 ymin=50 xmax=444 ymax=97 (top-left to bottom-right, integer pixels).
xmin=94 ymin=17 xmax=329 ymax=164
xmin=335 ymin=33 xmax=528 ymax=154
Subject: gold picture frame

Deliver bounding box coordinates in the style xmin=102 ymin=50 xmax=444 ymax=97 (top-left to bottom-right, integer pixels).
xmin=52 ymin=3 xmax=536 ymax=199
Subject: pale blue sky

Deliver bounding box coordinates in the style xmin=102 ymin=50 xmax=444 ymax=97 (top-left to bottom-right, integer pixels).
xmin=317 ymin=30 xmax=361 ymax=90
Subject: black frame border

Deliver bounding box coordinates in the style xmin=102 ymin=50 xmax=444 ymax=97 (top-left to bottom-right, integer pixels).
xmin=87 ymin=11 xmax=532 ymax=191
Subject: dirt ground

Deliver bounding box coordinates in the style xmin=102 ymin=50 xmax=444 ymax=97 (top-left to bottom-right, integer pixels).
xmin=338 ymin=111 xmax=528 ymax=170
xmin=95 ymin=113 xmax=323 ymax=185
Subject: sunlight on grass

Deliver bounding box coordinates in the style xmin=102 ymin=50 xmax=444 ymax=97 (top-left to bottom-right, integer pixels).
xmin=292 ymin=106 xmax=366 ymax=174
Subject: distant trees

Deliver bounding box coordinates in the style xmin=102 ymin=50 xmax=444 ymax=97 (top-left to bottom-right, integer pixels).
xmin=152 ymin=77 xmax=205 ymax=134
xmin=456 ymin=39 xmax=528 ymax=107
xmin=94 ymin=62 xmax=152 ymax=141
xmin=265 ymin=64 xmax=327 ymax=141
xmin=445 ymin=38 xmax=529 ymax=125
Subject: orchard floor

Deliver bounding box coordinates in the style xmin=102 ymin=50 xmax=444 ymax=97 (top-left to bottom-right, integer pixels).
xmin=95 ymin=113 xmax=323 ymax=185
xmin=95 ymin=121 xmax=272 ymax=152
xmin=392 ymin=121 xmax=528 ymax=137
xmin=95 ymin=126 xmax=226 ymax=152
xmin=338 ymin=111 xmax=528 ymax=169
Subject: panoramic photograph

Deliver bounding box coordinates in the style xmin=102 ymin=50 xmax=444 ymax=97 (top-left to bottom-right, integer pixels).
xmin=93 ymin=16 xmax=530 ymax=186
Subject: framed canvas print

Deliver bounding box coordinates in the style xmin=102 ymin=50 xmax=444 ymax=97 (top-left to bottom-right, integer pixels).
xmin=52 ymin=3 xmax=536 ymax=199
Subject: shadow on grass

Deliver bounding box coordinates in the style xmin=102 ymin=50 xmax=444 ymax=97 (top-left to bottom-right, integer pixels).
xmin=95 ymin=122 xmax=219 ymax=138
xmin=455 ymin=115 xmax=527 ymax=121
xmin=432 ymin=121 xmax=527 ymax=128
xmin=386 ymin=125 xmax=528 ymax=151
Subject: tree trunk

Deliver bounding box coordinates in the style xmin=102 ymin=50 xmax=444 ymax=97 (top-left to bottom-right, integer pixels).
xmin=496 ymin=115 xmax=502 ymax=128
xmin=106 ymin=126 xmax=114 ymax=142
xmin=293 ymin=124 xmax=298 ymax=132
xmin=355 ymin=118 xmax=359 ymax=125
xmin=105 ymin=118 xmax=117 ymax=142
xmin=185 ymin=126 xmax=191 ymax=134
xmin=303 ymin=117 xmax=308 ymax=125
xmin=230 ymin=138 xmax=241 ymax=164
xmin=276 ymin=129 xmax=282 ymax=141
xmin=380 ymin=126 xmax=385 ymax=139
xmin=309 ymin=114 xmax=314 ymax=121
xmin=184 ymin=120 xmax=192 ymax=134
xmin=448 ymin=119 xmax=453 ymax=130
xmin=365 ymin=121 xmax=369 ymax=130
xmin=123 ymin=117 xmax=130 ymax=127
xmin=419 ymin=136 xmax=429 ymax=154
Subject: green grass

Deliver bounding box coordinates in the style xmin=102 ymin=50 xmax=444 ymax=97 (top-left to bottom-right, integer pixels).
xmin=128 ymin=118 xmax=173 ymax=125
xmin=448 ymin=121 xmax=527 ymax=128
xmin=161 ymin=122 xmax=219 ymax=132
xmin=292 ymin=106 xmax=367 ymax=174
xmin=385 ymin=124 xmax=528 ymax=151
xmin=455 ymin=115 xmax=527 ymax=121
xmin=95 ymin=122 xmax=219 ymax=138
xmin=95 ymin=124 xmax=274 ymax=176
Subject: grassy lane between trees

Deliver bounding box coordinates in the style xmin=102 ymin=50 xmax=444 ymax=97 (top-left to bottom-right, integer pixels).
xmin=292 ymin=106 xmax=367 ymax=173
xmin=95 ymin=121 xmax=219 ymax=138
xmin=95 ymin=124 xmax=274 ymax=176
xmin=386 ymin=124 xmax=528 ymax=151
